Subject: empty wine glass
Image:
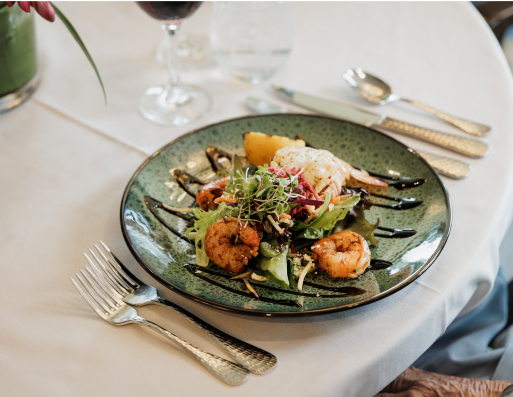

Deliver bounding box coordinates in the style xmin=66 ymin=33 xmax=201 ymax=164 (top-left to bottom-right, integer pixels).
xmin=137 ymin=1 xmax=211 ymax=126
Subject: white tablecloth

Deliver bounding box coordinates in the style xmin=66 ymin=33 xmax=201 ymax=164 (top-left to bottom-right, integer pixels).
xmin=2 ymin=2 xmax=513 ymax=396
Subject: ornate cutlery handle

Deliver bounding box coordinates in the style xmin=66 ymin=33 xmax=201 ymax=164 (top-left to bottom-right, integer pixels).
xmin=415 ymin=149 xmax=472 ymax=179
xmin=155 ymin=297 xmax=277 ymax=374
xmin=401 ymin=98 xmax=491 ymax=137
xmin=138 ymin=318 xmax=250 ymax=385
xmin=380 ymin=118 xmax=490 ymax=158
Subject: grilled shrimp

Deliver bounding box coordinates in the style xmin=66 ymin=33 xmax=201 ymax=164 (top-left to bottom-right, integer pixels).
xmin=196 ymin=176 xmax=230 ymax=211
xmin=273 ymin=147 xmax=387 ymax=200
xmin=311 ymin=231 xmax=371 ymax=279
xmin=204 ymin=219 xmax=260 ymax=273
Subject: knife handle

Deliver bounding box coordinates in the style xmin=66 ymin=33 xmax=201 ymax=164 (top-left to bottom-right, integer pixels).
xmin=380 ymin=118 xmax=490 ymax=158
xmin=415 ymin=149 xmax=472 ymax=179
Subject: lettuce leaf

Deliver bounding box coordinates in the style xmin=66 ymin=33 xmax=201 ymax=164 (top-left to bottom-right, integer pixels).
xmin=287 ymin=258 xmax=298 ymax=289
xmin=256 ymin=245 xmax=289 ymax=287
xmin=314 ymin=191 xmax=331 ymax=219
xmin=296 ymin=227 xmax=325 ymax=240
xmin=292 ymin=194 xmax=360 ymax=233
xmin=290 ymin=192 xmax=330 ymax=231
xmin=259 ymin=241 xmax=282 ymax=257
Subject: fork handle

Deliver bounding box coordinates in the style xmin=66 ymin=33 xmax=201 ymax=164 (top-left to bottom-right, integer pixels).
xmin=154 ymin=297 xmax=277 ymax=374
xmin=138 ymin=318 xmax=249 ymax=385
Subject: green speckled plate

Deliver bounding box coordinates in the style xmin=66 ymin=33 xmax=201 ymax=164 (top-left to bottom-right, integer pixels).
xmin=120 ymin=114 xmax=451 ymax=316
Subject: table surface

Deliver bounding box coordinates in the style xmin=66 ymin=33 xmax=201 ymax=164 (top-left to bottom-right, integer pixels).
xmin=2 ymin=2 xmax=513 ymax=396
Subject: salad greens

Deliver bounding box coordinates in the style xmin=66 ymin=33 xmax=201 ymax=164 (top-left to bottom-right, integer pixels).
xmin=185 ymin=155 xmax=379 ymax=289
xmin=256 ymin=246 xmax=290 ymax=287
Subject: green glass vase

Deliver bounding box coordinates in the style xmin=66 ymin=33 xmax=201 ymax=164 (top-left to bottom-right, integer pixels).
xmin=0 ymin=3 xmax=39 ymax=113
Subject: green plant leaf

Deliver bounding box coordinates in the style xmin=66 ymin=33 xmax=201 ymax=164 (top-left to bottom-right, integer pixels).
xmin=51 ymin=2 xmax=106 ymax=103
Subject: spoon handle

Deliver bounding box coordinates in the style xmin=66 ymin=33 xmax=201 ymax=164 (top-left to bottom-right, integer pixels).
xmin=379 ymin=117 xmax=490 ymax=158
xmin=400 ymin=98 xmax=491 ymax=137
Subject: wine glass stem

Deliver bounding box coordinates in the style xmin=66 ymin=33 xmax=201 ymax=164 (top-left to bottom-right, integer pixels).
xmin=161 ymin=20 xmax=189 ymax=104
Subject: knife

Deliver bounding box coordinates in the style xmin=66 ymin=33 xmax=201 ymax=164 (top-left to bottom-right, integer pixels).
xmin=271 ymin=85 xmax=489 ymax=159
xmin=245 ymin=96 xmax=472 ymax=179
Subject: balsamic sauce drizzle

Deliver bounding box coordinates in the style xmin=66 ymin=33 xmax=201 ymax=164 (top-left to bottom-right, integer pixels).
xmin=370 ymin=193 xmax=423 ymax=210
xmin=143 ymin=196 xmax=192 ymax=243
xmin=365 ymin=171 xmax=426 ymax=190
xmin=184 ymin=264 xmax=368 ymax=308
xmin=205 ymin=146 xmax=233 ymax=172
xmin=185 ymin=264 xmax=301 ymax=307
xmin=205 ymin=145 xmax=251 ymax=172
xmin=374 ymin=226 xmax=417 ymax=239
xmin=369 ymin=258 xmax=394 ymax=270
xmin=172 ymin=169 xmax=203 ymax=197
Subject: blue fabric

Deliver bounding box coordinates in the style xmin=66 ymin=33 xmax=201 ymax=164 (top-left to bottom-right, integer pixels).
xmin=414 ymin=268 xmax=513 ymax=380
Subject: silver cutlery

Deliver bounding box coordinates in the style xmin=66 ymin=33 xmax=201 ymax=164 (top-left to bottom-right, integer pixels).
xmin=245 ymin=96 xmax=298 ymax=114
xmin=272 ymin=85 xmax=489 ymax=159
xmin=71 ymin=256 xmax=250 ymax=386
xmin=245 ymin=96 xmax=472 ymax=179
xmin=413 ymin=150 xmax=471 ymax=179
xmin=343 ymin=68 xmax=491 ymax=137
xmin=83 ymin=241 xmax=277 ymax=374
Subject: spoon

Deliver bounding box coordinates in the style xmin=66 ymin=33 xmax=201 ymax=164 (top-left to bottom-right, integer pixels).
xmin=343 ymin=68 xmax=491 ymax=137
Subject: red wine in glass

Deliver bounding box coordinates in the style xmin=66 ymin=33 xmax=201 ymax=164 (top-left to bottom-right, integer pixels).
xmin=137 ymin=2 xmax=202 ymax=21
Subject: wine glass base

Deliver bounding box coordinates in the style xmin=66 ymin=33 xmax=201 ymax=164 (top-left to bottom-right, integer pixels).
xmin=139 ymin=84 xmax=212 ymax=126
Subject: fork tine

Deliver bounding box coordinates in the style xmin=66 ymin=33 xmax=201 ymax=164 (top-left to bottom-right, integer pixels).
xmin=86 ymin=254 xmax=125 ymax=297
xmin=83 ymin=252 xmax=126 ymax=296
xmin=79 ymin=269 xmax=116 ymax=309
xmin=71 ymin=277 xmax=108 ymax=318
xmin=88 ymin=249 xmax=131 ymax=292
xmin=77 ymin=271 xmax=114 ymax=313
xmin=84 ymin=266 xmax=123 ymax=306
xmin=74 ymin=272 xmax=112 ymax=314
xmin=95 ymin=243 xmax=138 ymax=288
xmin=99 ymin=241 xmax=140 ymax=287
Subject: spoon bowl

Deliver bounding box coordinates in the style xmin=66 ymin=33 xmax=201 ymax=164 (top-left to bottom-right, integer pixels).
xmin=343 ymin=68 xmax=398 ymax=105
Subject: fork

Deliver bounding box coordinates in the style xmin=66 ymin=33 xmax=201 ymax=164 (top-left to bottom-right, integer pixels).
xmin=84 ymin=241 xmax=277 ymax=374
xmin=71 ymin=266 xmax=250 ymax=385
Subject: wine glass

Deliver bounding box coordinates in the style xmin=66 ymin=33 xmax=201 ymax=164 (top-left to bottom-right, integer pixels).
xmin=155 ymin=33 xmax=213 ymax=71
xmin=137 ymin=1 xmax=211 ymax=126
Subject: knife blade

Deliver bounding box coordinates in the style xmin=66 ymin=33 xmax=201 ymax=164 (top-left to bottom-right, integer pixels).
xmin=245 ymin=96 xmax=298 ymax=114
xmin=245 ymin=96 xmax=472 ymax=179
xmin=272 ymin=85 xmax=489 ymax=159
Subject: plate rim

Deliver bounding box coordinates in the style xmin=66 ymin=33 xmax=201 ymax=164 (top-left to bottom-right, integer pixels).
xmin=120 ymin=113 xmax=452 ymax=317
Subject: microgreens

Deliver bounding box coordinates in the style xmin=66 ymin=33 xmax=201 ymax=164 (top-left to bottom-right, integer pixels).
xmin=225 ymin=155 xmax=306 ymax=225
